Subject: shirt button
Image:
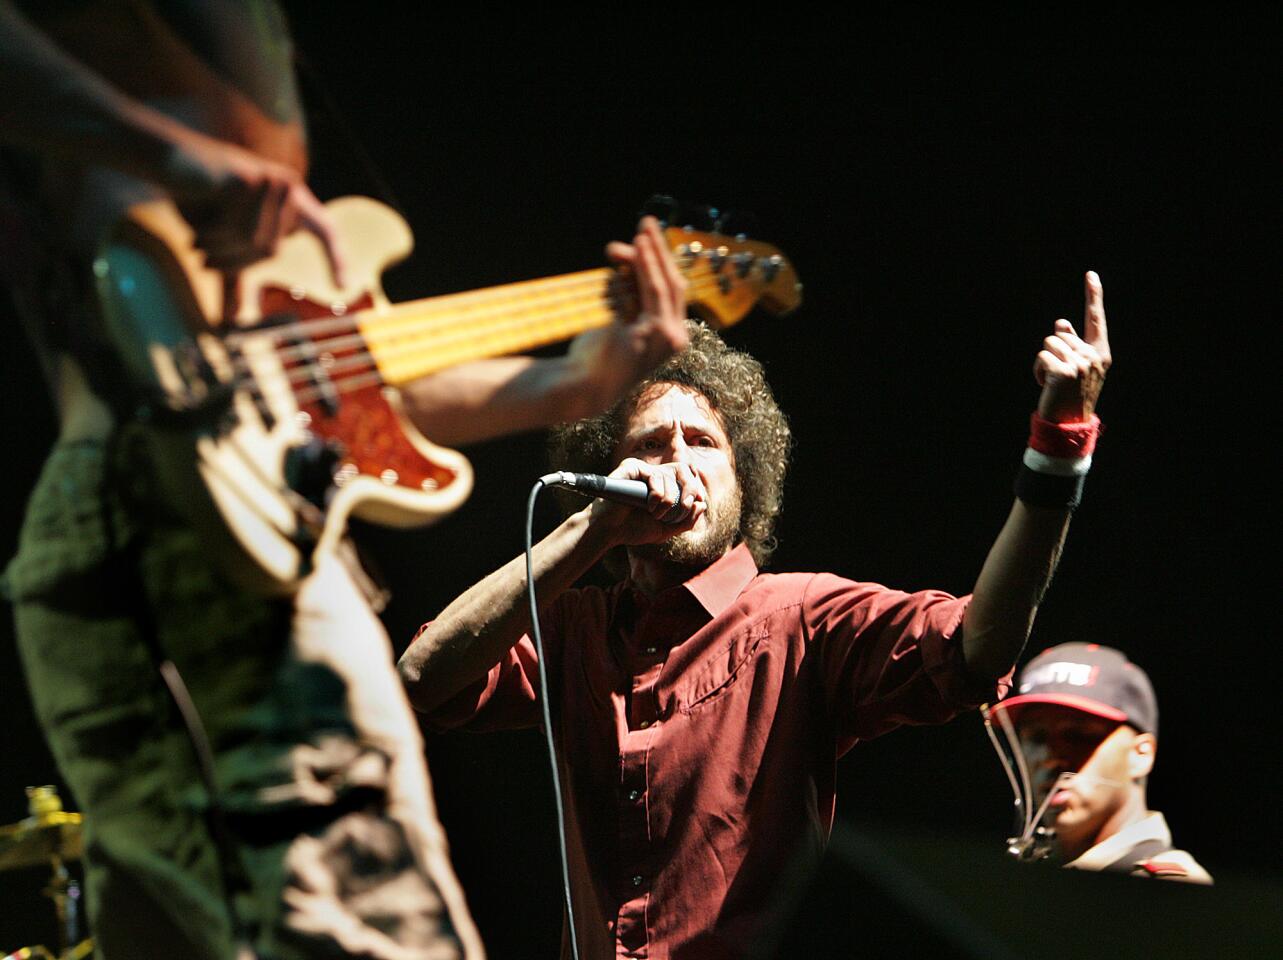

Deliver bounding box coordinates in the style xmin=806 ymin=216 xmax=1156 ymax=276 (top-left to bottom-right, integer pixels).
xmin=639 ymin=720 xmax=650 ymax=729
xmin=627 ymin=789 xmax=641 ymax=801
xmin=632 ymin=874 xmax=644 ymax=887
xmin=644 ymin=646 xmax=657 ymax=655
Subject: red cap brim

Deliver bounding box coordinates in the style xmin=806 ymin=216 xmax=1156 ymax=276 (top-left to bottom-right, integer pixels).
xmin=988 ymin=693 xmax=1128 ymax=723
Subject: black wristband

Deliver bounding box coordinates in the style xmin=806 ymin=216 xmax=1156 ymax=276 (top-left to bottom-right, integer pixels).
xmin=1014 ymin=465 xmax=1085 ymax=509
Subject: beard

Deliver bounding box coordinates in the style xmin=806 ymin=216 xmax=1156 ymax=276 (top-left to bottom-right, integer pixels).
xmin=636 ymin=482 xmax=743 ymax=568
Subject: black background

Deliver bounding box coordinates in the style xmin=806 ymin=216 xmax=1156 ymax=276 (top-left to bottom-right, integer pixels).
xmin=1 ymin=7 xmax=1278 ymax=957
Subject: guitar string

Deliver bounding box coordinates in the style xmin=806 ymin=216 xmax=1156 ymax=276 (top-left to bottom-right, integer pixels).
xmin=221 ymin=244 xmax=770 ymax=353
xmin=222 ymin=267 xmax=629 ymax=347
xmin=233 ymin=284 xmax=639 ymax=389
xmin=286 ymin=273 xmax=718 ymax=406
xmin=264 ymin=275 xmax=724 ymax=409
xmin=229 ymin=273 xmax=731 ymax=410
xmin=238 ymin=295 xmax=635 ymax=409
xmin=225 ymin=268 xmax=648 ymax=381
xmin=261 ymin=263 xmax=728 ymax=367
xmin=221 ymin=270 xmax=642 ymax=395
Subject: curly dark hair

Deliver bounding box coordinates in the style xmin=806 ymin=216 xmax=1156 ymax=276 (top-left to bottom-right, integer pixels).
xmin=548 ymin=320 xmax=792 ymax=566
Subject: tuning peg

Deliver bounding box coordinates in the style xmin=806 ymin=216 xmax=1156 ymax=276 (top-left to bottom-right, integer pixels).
xmin=638 ymin=194 xmax=681 ymax=229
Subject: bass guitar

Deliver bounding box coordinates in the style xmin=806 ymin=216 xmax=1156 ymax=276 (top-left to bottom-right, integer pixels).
xmin=94 ymin=196 xmax=801 ymax=592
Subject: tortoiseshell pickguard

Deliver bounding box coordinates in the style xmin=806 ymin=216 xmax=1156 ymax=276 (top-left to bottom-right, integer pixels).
xmin=256 ymin=286 xmax=459 ymax=495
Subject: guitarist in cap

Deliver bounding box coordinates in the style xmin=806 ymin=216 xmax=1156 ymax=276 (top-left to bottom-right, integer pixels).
xmin=0 ymin=2 xmax=687 ymax=957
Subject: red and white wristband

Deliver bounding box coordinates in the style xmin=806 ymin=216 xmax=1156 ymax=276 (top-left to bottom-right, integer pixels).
xmin=1014 ymin=413 xmax=1102 ymax=508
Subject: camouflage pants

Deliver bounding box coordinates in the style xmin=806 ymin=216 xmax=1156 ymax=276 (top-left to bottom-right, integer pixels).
xmin=5 ymin=434 xmax=484 ymax=960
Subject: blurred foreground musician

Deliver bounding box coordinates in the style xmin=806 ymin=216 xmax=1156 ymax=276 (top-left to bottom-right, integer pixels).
xmin=401 ymin=279 xmax=1113 ymax=959
xmin=0 ymin=2 xmax=688 ymax=957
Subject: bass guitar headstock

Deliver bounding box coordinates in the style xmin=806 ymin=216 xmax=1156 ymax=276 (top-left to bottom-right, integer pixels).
xmin=666 ymin=226 xmax=803 ymax=328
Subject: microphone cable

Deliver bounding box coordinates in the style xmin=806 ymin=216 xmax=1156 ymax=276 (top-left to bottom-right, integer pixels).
xmin=525 ymin=478 xmax=581 ymax=960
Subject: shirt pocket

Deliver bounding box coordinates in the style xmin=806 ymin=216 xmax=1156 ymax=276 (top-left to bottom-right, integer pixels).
xmin=678 ymin=622 xmax=771 ymax=715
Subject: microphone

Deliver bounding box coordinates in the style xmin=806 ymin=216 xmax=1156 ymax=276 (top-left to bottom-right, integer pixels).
xmin=539 ymin=471 xmax=650 ymax=508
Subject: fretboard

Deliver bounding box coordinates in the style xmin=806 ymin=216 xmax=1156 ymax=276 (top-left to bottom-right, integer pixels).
xmin=357 ymin=267 xmax=629 ymax=385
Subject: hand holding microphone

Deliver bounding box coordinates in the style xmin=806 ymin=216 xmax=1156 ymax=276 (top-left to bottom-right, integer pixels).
xmin=540 ymin=472 xmax=652 ymax=508
xmin=541 ymin=459 xmax=707 ymax=538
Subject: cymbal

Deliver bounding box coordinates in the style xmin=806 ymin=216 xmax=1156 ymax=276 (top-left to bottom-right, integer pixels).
xmin=3 ymin=947 xmax=57 ymax=960
xmin=0 ymin=811 xmax=83 ymax=871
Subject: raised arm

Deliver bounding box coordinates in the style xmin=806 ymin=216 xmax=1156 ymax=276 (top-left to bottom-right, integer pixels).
xmin=396 ymin=216 xmax=689 ymax=447
xmin=962 ymin=271 xmax=1112 ymax=679
xmin=398 ymin=458 xmax=705 ymax=712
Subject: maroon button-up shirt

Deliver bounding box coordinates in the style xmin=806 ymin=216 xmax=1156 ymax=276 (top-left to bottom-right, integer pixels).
xmin=427 ymin=544 xmax=1008 ymax=959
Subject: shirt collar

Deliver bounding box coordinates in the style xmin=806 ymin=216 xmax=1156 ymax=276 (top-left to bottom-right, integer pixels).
xmin=1066 ymin=811 xmax=1171 ymax=871
xmin=681 ymin=542 xmax=759 ymax=618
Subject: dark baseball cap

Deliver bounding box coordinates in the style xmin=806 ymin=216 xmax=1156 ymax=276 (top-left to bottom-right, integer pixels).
xmin=990 ymin=642 xmax=1158 ymax=734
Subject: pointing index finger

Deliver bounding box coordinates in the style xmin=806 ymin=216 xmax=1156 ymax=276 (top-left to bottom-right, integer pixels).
xmin=1082 ymin=270 xmax=1108 ymax=353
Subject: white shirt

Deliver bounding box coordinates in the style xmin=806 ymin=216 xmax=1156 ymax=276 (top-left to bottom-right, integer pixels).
xmin=1066 ymin=811 xmax=1213 ymax=884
